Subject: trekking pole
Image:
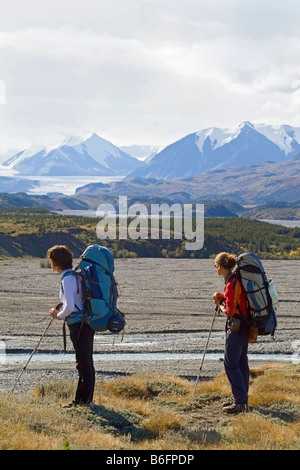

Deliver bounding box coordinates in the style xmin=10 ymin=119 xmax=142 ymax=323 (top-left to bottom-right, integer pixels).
xmin=192 ymin=306 xmax=219 ymax=399
xmin=8 ymin=317 xmax=54 ymax=398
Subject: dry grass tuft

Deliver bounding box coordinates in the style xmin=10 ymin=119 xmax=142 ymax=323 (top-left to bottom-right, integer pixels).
xmin=193 ymin=371 xmax=231 ymax=396
xmin=249 ymin=364 xmax=300 ymax=407
xmin=142 ymin=410 xmax=182 ymax=435
xmin=224 ymin=413 xmax=300 ymax=450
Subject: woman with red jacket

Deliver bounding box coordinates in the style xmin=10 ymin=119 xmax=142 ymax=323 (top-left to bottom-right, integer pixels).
xmin=213 ymin=252 xmax=250 ymax=414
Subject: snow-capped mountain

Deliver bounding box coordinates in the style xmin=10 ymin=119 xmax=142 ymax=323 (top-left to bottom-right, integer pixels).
xmin=129 ymin=122 xmax=300 ymax=180
xmin=2 ymin=133 xmax=143 ymax=176
xmin=3 ymin=144 xmax=46 ymax=167
xmin=0 ymin=147 xmax=23 ymax=164
xmin=3 ymin=122 xmax=300 ymax=179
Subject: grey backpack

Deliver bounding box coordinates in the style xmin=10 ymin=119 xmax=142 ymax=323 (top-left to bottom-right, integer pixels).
xmin=235 ymin=252 xmax=277 ymax=337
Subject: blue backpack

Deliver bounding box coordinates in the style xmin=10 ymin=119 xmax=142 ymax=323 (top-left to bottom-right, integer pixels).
xmin=75 ymin=245 xmax=125 ymax=334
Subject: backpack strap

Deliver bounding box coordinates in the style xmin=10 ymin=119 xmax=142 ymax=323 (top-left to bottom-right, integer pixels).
xmin=231 ymin=272 xmax=248 ymax=317
xmin=63 ymin=319 xmax=67 ymax=353
xmin=234 ymin=278 xmax=242 ymax=314
xmin=62 ymin=317 xmax=85 ymax=353
xmin=61 ymin=270 xmax=80 ymax=294
xmin=232 ymin=274 xmax=250 ymax=331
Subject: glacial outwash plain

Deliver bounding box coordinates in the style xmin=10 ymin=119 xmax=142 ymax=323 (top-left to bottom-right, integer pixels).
xmin=0 ymin=257 xmax=299 ymax=394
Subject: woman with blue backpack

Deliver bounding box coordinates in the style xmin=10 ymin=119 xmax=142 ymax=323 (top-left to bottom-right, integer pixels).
xmin=47 ymin=245 xmax=95 ymax=409
xmin=213 ymin=252 xmax=250 ymax=415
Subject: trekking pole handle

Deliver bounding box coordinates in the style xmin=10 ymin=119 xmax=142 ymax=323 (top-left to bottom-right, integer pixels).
xmin=215 ymin=304 xmax=223 ymax=315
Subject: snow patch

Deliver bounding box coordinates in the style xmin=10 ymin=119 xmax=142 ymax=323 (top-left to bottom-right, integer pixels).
xmin=195 ymin=123 xmax=244 ymax=152
xmin=255 ymin=123 xmax=300 ymax=154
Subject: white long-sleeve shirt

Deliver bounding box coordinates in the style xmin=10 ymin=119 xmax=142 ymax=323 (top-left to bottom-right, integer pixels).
xmin=57 ymin=269 xmax=85 ymax=320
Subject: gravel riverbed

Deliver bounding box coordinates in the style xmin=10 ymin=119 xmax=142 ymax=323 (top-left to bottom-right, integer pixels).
xmin=0 ymin=258 xmax=299 ymax=395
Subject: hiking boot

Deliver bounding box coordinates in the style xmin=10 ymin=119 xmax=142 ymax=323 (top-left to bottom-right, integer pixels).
xmin=222 ymin=399 xmax=234 ymax=408
xmin=61 ymin=401 xmax=79 ymax=409
xmin=61 ymin=400 xmax=94 ymax=410
xmin=223 ymin=403 xmax=248 ymax=414
xmin=84 ymin=402 xmax=94 ymax=410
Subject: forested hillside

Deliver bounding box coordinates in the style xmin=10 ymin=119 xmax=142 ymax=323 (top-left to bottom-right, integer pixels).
xmin=0 ymin=207 xmax=299 ymax=259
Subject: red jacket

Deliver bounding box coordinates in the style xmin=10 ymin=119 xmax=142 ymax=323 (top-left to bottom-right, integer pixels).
xmin=224 ymin=273 xmax=248 ymax=318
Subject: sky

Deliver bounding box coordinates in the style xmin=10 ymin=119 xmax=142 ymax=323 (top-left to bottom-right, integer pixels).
xmin=1 ymin=0 xmax=300 ymax=156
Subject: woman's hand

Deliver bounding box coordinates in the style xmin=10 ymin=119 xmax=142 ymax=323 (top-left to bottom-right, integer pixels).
xmin=213 ymin=291 xmax=225 ymax=306
xmin=49 ymin=308 xmax=60 ymax=319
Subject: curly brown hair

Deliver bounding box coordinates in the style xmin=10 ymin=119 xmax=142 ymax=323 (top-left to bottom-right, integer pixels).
xmin=46 ymin=245 xmax=73 ymax=270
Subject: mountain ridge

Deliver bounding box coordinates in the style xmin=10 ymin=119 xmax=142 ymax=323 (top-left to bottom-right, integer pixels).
xmin=0 ymin=153 xmax=299 ymax=207
xmin=2 ymin=133 xmax=143 ymax=177
xmin=2 ymin=121 xmax=300 ymax=180
xmin=75 ymin=154 xmax=300 ymax=205
xmin=129 ymin=121 xmax=300 ymax=179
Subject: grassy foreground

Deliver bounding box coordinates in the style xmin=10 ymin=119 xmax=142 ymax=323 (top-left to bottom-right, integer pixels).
xmin=1 ymin=364 xmax=299 ymax=450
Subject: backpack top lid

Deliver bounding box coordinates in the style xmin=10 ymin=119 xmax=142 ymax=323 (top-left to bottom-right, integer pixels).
xmin=80 ymin=244 xmax=114 ymax=273
xmin=236 ymin=252 xmax=265 ymax=275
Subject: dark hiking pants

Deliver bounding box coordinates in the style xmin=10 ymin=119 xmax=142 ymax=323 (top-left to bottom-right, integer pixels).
xmin=224 ymin=325 xmax=249 ymax=405
xmin=68 ymin=322 xmax=95 ymax=404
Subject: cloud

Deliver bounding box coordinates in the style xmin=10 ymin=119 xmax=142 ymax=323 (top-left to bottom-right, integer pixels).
xmin=1 ymin=0 xmax=300 ymax=151
xmin=2 ymin=26 xmax=300 ymax=95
